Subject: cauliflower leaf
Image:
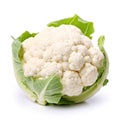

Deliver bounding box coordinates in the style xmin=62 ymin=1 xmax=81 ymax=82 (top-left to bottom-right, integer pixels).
xmin=17 ymin=31 xmax=37 ymax=42
xmin=32 ymin=75 xmax=62 ymax=105
xmin=48 ymin=14 xmax=94 ymax=39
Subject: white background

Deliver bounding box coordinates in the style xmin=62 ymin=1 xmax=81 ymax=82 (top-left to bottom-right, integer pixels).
xmin=0 ymin=0 xmax=120 ymax=120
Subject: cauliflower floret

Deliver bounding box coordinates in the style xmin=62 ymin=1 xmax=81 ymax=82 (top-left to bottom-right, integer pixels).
xmin=51 ymin=42 xmax=72 ymax=62
xmin=80 ymin=35 xmax=93 ymax=48
xmin=88 ymin=47 xmax=104 ymax=67
xmin=79 ymin=63 xmax=98 ymax=86
xmin=72 ymin=45 xmax=88 ymax=56
xmin=22 ymin=37 xmax=34 ymax=51
xmin=43 ymin=49 xmax=52 ymax=61
xmin=23 ymin=58 xmax=44 ymax=76
xmin=62 ymin=62 xmax=69 ymax=71
xmin=62 ymin=71 xmax=83 ymax=96
xmin=22 ymin=24 xmax=104 ymax=97
xmin=69 ymin=52 xmax=84 ymax=71
xmin=40 ymin=62 xmax=62 ymax=77
xmin=54 ymin=25 xmax=82 ymax=43
xmin=84 ymin=56 xmax=91 ymax=63
xmin=24 ymin=51 xmax=32 ymax=62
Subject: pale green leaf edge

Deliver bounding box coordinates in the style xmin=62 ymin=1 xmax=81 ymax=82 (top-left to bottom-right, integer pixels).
xmin=12 ymin=40 xmax=37 ymax=102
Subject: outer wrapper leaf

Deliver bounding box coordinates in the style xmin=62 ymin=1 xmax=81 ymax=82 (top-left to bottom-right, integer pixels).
xmin=12 ymin=39 xmax=37 ymax=101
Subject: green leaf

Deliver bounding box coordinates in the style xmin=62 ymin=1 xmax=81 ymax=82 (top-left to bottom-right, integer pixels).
xmin=17 ymin=31 xmax=37 ymax=42
xmin=97 ymin=36 xmax=107 ymax=79
xmin=103 ymin=79 xmax=109 ymax=86
xmin=32 ymin=75 xmax=63 ymax=105
xmin=48 ymin=14 xmax=94 ymax=39
xmin=57 ymin=98 xmax=75 ymax=105
xmin=98 ymin=35 xmax=105 ymax=50
xmin=12 ymin=38 xmax=37 ymax=101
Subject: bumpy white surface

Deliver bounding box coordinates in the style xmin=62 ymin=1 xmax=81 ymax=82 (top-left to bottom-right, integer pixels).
xmin=22 ymin=25 xmax=104 ymax=96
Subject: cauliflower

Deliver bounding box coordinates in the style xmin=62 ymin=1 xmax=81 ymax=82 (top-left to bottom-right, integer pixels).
xmin=22 ymin=25 xmax=104 ymax=96
xmin=12 ymin=15 xmax=109 ymax=105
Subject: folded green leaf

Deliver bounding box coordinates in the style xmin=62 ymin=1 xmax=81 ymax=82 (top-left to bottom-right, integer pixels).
xmin=98 ymin=35 xmax=105 ymax=50
xmin=17 ymin=31 xmax=37 ymax=42
xmin=48 ymin=14 xmax=94 ymax=38
xmin=32 ymin=75 xmax=62 ymax=105
xmin=12 ymin=39 xmax=37 ymax=101
xmin=98 ymin=35 xmax=109 ymax=85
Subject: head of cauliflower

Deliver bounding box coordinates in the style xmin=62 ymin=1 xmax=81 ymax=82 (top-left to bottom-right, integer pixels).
xmin=22 ymin=25 xmax=104 ymax=97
